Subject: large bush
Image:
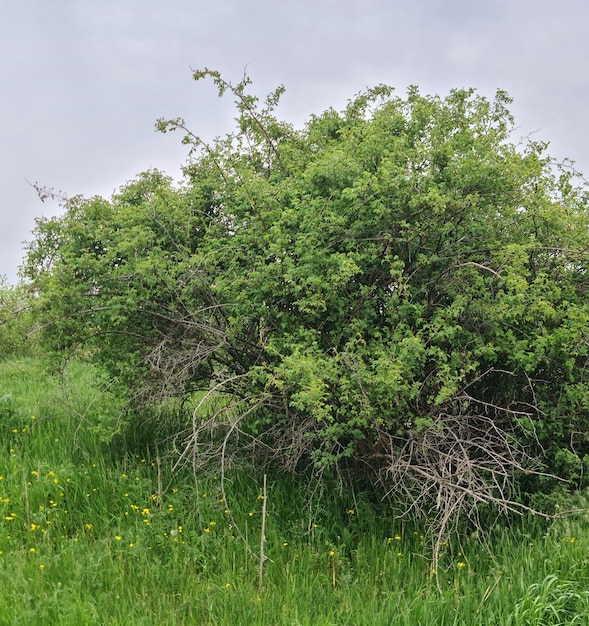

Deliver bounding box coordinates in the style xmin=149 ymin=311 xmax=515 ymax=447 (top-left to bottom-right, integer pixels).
xmin=23 ymin=71 xmax=589 ymax=546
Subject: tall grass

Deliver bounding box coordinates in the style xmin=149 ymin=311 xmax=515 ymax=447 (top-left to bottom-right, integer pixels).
xmin=0 ymin=357 xmax=588 ymax=624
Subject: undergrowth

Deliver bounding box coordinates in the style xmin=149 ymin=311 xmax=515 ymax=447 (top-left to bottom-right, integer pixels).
xmin=0 ymin=357 xmax=587 ymax=625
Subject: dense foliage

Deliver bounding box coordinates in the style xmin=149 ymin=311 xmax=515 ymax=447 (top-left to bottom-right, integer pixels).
xmin=0 ymin=278 xmax=36 ymax=357
xmin=23 ymin=71 xmax=589 ymax=543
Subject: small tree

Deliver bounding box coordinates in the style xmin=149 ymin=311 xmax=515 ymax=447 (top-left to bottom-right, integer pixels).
xmin=24 ymin=71 xmax=589 ymax=555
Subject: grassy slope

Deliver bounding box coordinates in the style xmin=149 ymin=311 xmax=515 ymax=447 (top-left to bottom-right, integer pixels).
xmin=0 ymin=357 xmax=588 ymax=625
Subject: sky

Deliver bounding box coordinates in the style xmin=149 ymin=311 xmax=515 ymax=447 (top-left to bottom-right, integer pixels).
xmin=2 ymin=0 xmax=589 ymax=283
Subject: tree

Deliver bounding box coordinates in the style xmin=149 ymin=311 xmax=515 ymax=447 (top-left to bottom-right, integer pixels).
xmin=23 ymin=70 xmax=589 ymax=554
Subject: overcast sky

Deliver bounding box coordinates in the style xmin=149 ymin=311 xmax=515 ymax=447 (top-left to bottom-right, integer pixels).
xmin=2 ymin=0 xmax=588 ymax=283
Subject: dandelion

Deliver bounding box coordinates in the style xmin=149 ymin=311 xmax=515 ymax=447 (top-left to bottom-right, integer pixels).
xmin=114 ymin=535 xmax=122 ymax=541
xmin=29 ymin=547 xmax=36 ymax=553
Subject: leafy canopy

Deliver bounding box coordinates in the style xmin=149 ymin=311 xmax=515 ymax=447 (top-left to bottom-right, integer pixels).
xmin=24 ymin=71 xmax=589 ymax=542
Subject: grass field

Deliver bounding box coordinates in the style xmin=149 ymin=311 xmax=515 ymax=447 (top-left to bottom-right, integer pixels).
xmin=0 ymin=357 xmax=588 ymax=625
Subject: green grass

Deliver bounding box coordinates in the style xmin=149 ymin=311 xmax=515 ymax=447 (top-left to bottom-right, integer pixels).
xmin=0 ymin=357 xmax=588 ymax=624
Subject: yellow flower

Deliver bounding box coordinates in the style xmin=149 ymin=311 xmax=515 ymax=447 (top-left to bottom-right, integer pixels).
xmin=30 ymin=523 xmax=39 ymax=531
xmin=224 ymin=583 xmax=231 ymax=588
xmin=569 ymin=537 xmax=575 ymax=543
xmin=167 ymin=504 xmax=174 ymax=511
xmin=39 ymin=564 xmax=45 ymax=569
xmin=329 ymin=550 xmax=335 ymax=557
xmin=203 ymin=527 xmax=210 ymax=533
xmin=114 ymin=535 xmax=122 ymax=541
xmin=457 ymin=562 xmax=466 ymax=568
xmin=347 ymin=509 xmax=355 ymax=515
xmin=395 ymin=535 xmax=401 ymax=541
xmin=83 ymin=523 xmax=93 ymax=530
xmin=141 ymin=508 xmax=150 ymax=516
xmin=29 ymin=547 xmax=36 ymax=553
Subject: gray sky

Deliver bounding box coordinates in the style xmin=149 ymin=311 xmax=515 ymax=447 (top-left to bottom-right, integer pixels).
xmin=2 ymin=0 xmax=589 ymax=283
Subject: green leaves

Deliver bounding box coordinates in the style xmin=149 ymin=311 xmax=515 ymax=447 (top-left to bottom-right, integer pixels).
xmin=23 ymin=72 xmax=589 ymax=529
